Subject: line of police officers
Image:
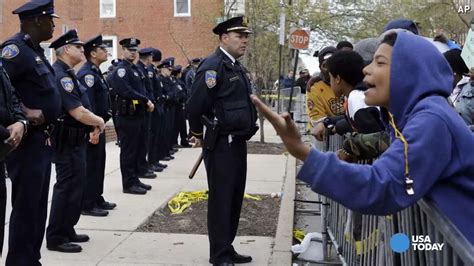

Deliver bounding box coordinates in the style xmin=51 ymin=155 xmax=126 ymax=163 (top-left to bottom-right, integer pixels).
xmin=0 ymin=0 xmax=198 ymax=263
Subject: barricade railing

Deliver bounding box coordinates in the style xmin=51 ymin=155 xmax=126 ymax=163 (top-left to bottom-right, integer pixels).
xmin=311 ymin=134 xmax=474 ymax=266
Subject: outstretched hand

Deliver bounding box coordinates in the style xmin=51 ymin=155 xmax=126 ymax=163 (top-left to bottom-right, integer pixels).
xmin=250 ymin=95 xmax=310 ymax=161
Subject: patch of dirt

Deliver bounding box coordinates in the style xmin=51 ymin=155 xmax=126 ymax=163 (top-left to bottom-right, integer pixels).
xmin=247 ymin=141 xmax=286 ymax=155
xmin=137 ymin=195 xmax=281 ymax=237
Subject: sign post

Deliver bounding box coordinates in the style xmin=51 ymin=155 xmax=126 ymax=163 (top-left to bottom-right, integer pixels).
xmin=288 ymin=28 xmax=310 ymax=114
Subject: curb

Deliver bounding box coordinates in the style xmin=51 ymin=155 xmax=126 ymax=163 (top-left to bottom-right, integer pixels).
xmin=270 ymin=155 xmax=296 ymax=265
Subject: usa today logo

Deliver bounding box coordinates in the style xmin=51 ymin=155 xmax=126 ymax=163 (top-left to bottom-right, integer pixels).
xmin=390 ymin=233 xmax=445 ymax=253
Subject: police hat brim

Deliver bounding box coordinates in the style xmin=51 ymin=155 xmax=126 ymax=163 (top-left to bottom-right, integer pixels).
xmin=226 ymin=27 xmax=253 ymax=34
xmin=70 ymin=40 xmax=84 ymax=46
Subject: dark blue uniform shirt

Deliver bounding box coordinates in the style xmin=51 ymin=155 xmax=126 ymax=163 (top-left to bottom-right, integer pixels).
xmin=136 ymin=61 xmax=154 ymax=101
xmin=108 ymin=60 xmax=149 ymax=103
xmin=1 ymin=32 xmax=61 ymax=124
xmin=53 ymin=59 xmax=91 ymax=128
xmin=77 ymin=61 xmax=112 ymax=121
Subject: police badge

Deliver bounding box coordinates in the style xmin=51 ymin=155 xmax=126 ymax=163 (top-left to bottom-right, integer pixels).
xmin=118 ymin=68 xmax=126 ymax=78
xmin=85 ymin=74 xmax=95 ymax=87
xmin=205 ymin=70 xmax=217 ymax=89
xmin=1 ymin=44 xmax=19 ymax=60
xmin=60 ymin=77 xmax=74 ymax=93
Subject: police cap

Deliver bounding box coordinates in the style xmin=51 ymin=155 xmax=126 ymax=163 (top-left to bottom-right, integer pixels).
xmin=213 ymin=16 xmax=253 ymax=35
xmin=152 ymin=48 xmax=162 ymax=62
xmin=191 ymin=57 xmax=201 ymax=64
xmin=158 ymin=57 xmax=175 ymax=68
xmin=49 ymin=29 xmax=84 ymax=49
xmin=139 ymin=47 xmax=154 ymax=57
xmin=119 ymin=38 xmax=141 ymax=50
xmin=172 ymin=64 xmax=182 ymax=74
xmin=12 ymin=0 xmax=59 ymax=20
xmin=84 ymin=35 xmax=107 ymax=55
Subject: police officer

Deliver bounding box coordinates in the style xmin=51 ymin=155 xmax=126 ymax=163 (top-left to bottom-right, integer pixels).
xmin=185 ymin=58 xmax=202 ymax=95
xmin=187 ymin=16 xmax=258 ymax=266
xmin=159 ymin=58 xmax=180 ymax=155
xmin=136 ymin=48 xmax=163 ymax=172
xmin=106 ymin=58 xmax=122 ymax=146
xmin=78 ymin=35 xmax=116 ymax=217
xmin=45 ymin=29 xmax=105 ymax=253
xmin=0 ymin=57 xmax=28 ymax=257
xmin=1 ymin=0 xmax=62 ymax=264
xmin=107 ymin=38 xmax=155 ymax=195
xmin=150 ymin=50 xmax=173 ymax=163
xmin=171 ymin=65 xmax=190 ymax=147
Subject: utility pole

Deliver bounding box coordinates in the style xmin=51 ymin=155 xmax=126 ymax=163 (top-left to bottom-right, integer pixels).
xmin=277 ymin=0 xmax=286 ymax=113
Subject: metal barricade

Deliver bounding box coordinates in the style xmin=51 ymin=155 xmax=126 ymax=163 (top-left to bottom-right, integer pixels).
xmin=277 ymin=87 xmax=308 ymax=133
xmin=312 ymin=134 xmax=474 ymax=266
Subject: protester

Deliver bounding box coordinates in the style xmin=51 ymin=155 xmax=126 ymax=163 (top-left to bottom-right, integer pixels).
xmin=251 ymin=31 xmax=474 ymax=244
xmin=324 ymin=50 xmax=385 ymax=161
xmin=295 ymin=69 xmax=310 ymax=94
xmin=444 ymin=49 xmax=473 ymax=126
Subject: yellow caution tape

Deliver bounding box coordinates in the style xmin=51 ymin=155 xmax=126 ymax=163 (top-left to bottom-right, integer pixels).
xmin=168 ymin=190 xmax=261 ymax=214
xmin=293 ymin=229 xmax=305 ymax=243
xmin=244 ymin=194 xmax=262 ymax=201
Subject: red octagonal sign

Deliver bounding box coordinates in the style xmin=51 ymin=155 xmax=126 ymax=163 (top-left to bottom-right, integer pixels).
xmin=289 ymin=28 xmax=310 ymax=50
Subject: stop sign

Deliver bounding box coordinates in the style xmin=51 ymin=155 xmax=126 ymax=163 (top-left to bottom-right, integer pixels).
xmin=289 ymin=28 xmax=310 ymax=50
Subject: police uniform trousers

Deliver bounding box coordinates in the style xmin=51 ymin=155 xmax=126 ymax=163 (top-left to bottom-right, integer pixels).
xmin=83 ymin=133 xmax=106 ymax=210
xmin=174 ymin=105 xmax=188 ymax=146
xmin=156 ymin=106 xmax=170 ymax=160
xmin=47 ymin=143 xmax=86 ymax=246
xmin=149 ymin=107 xmax=162 ymax=163
xmin=117 ymin=114 xmax=146 ymax=188
xmin=167 ymin=106 xmax=177 ymax=147
xmin=203 ymin=135 xmax=247 ymax=263
xmin=138 ymin=112 xmax=151 ymax=173
xmin=6 ymin=130 xmax=53 ymax=265
xmin=162 ymin=107 xmax=173 ymax=154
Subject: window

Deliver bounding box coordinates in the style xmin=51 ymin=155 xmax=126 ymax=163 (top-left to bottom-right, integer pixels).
xmin=100 ymin=0 xmax=116 ymax=18
xmin=100 ymin=36 xmax=117 ymax=73
xmin=40 ymin=43 xmax=54 ymax=64
xmin=174 ymin=0 xmax=191 ymax=17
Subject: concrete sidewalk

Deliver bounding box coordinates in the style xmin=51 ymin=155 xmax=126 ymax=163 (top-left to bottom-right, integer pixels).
xmin=1 ymin=122 xmax=294 ymax=265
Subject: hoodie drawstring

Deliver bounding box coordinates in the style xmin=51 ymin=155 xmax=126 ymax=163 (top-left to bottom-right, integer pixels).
xmin=388 ymin=112 xmax=414 ymax=195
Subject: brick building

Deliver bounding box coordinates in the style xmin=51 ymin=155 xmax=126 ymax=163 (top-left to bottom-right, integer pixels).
xmin=0 ymin=0 xmax=244 ymax=71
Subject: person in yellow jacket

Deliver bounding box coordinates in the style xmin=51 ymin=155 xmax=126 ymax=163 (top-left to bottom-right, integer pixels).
xmin=307 ymin=46 xmax=344 ymax=140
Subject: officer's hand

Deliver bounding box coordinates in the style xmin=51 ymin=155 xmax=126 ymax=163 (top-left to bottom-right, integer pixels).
xmin=21 ymin=104 xmax=45 ymax=126
xmin=89 ymin=128 xmax=100 ymax=145
xmin=250 ymin=95 xmax=310 ymax=161
xmin=189 ymin=136 xmax=202 ymax=148
xmin=147 ymin=100 xmax=155 ymax=112
xmin=311 ymin=123 xmax=327 ymax=141
xmin=97 ymin=118 xmax=106 ymax=133
xmin=6 ymin=122 xmax=25 ymax=150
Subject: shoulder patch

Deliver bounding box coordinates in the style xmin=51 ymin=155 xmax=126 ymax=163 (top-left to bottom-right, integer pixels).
xmin=1 ymin=44 xmax=20 ymax=60
xmin=60 ymin=77 xmax=75 ymax=93
xmin=117 ymin=68 xmax=126 ymax=78
xmin=85 ymin=74 xmax=95 ymax=87
xmin=205 ymin=70 xmax=217 ymax=89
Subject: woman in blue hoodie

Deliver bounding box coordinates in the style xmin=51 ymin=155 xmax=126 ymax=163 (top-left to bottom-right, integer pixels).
xmin=251 ymin=31 xmax=474 ymax=244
